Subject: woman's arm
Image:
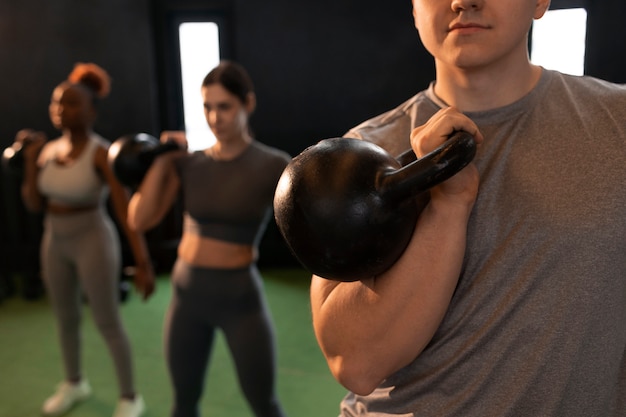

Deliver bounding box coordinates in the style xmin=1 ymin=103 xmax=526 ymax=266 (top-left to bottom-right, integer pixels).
xmin=19 ymin=130 xmax=48 ymax=213
xmin=127 ymin=131 xmax=187 ymax=232
xmin=310 ymin=108 xmax=483 ymax=395
xmin=95 ymin=146 xmax=155 ymax=300
xmin=127 ymin=149 xmax=184 ymax=232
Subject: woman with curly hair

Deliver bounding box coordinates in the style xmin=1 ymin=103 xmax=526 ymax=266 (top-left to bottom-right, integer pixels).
xmin=18 ymin=62 xmax=154 ymax=417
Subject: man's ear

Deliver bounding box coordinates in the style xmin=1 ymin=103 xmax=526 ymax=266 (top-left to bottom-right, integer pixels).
xmin=534 ymin=0 xmax=551 ymax=20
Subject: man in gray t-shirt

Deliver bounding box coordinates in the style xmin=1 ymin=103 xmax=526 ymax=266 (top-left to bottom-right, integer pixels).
xmin=309 ymin=1 xmax=626 ymax=416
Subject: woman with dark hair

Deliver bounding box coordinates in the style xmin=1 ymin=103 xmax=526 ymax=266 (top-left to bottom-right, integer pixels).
xmin=128 ymin=60 xmax=290 ymax=417
xmin=18 ymin=62 xmax=154 ymax=417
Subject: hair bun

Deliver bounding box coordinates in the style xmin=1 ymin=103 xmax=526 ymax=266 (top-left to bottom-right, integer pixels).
xmin=68 ymin=62 xmax=111 ymax=98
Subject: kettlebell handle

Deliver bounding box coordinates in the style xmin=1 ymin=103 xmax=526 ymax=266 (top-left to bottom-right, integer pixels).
xmin=381 ymin=131 xmax=476 ymax=204
xmin=137 ymin=140 xmax=181 ymax=163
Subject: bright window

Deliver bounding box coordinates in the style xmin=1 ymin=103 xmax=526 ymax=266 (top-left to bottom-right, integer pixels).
xmin=179 ymin=22 xmax=220 ymax=151
xmin=531 ymin=8 xmax=587 ymax=76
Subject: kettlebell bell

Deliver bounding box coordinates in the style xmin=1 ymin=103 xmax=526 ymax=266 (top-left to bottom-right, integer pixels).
xmin=107 ymin=133 xmax=181 ymax=189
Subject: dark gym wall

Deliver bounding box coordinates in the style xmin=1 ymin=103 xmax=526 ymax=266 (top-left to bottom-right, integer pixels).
xmin=151 ymin=0 xmax=434 ymax=157
xmin=0 ymin=0 xmax=159 ymax=144
xmin=232 ymin=1 xmax=433 ymax=156
xmin=2 ymin=0 xmax=626 ymax=277
xmin=0 ymin=0 xmax=159 ymax=292
xmin=584 ymin=2 xmax=626 ymax=83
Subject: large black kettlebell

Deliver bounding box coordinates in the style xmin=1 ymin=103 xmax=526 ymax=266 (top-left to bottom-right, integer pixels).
xmin=107 ymin=133 xmax=181 ymax=189
xmin=273 ymin=131 xmax=477 ymax=281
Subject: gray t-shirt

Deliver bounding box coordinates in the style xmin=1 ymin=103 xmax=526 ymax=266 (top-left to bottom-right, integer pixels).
xmin=340 ymin=69 xmax=626 ymax=417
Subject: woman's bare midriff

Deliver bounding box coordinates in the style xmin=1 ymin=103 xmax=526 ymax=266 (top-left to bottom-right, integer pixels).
xmin=178 ymin=233 xmax=257 ymax=269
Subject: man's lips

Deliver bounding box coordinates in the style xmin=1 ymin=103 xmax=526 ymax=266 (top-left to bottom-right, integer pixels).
xmin=448 ymin=22 xmax=489 ymax=32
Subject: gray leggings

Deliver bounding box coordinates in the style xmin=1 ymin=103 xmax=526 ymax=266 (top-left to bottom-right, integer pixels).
xmin=41 ymin=209 xmax=135 ymax=397
xmin=165 ymin=259 xmax=286 ymax=417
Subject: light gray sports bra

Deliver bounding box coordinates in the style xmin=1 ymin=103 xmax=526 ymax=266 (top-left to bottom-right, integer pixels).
xmin=37 ymin=134 xmax=107 ymax=207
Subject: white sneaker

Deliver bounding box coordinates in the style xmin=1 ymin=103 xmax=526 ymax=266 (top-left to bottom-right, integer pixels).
xmin=112 ymin=394 xmax=145 ymax=417
xmin=41 ymin=379 xmax=92 ymax=416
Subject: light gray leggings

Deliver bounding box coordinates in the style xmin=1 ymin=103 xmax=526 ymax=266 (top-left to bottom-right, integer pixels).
xmin=41 ymin=209 xmax=135 ymax=397
xmin=166 ymin=260 xmax=286 ymax=417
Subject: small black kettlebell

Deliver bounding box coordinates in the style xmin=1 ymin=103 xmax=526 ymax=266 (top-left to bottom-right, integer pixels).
xmin=107 ymin=133 xmax=181 ymax=189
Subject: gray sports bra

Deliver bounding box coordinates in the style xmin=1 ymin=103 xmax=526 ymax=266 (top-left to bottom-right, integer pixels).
xmin=175 ymin=141 xmax=290 ymax=246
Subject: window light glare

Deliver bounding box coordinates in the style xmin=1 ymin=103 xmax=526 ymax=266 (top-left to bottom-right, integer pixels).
xmin=531 ymin=8 xmax=587 ymax=76
xmin=179 ymin=22 xmax=221 ymax=151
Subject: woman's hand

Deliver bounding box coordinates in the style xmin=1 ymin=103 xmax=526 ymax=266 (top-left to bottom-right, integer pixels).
xmin=133 ymin=262 xmax=156 ymax=301
xmin=160 ymin=130 xmax=188 ymax=150
xmin=15 ymin=129 xmax=47 ymax=162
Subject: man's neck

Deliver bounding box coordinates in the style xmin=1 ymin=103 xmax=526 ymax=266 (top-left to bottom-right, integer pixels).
xmin=433 ymin=61 xmax=543 ymax=112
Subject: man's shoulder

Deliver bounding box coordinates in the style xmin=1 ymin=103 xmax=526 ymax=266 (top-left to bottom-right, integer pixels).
xmin=550 ymin=70 xmax=626 ymax=99
xmin=345 ymin=90 xmax=438 ymax=156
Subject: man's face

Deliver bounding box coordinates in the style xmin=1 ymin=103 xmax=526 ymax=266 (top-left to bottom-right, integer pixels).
xmin=412 ymin=0 xmax=550 ymax=70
